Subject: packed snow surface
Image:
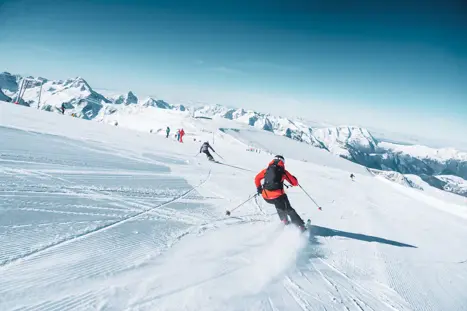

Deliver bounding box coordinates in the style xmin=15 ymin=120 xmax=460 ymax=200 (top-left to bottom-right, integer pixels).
xmin=1 ymin=102 xmax=467 ymax=311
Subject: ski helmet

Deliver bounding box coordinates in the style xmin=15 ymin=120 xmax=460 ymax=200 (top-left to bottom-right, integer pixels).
xmin=274 ymin=155 xmax=285 ymax=163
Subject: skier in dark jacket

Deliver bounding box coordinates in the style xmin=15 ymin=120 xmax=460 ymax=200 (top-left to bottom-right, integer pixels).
xmin=200 ymin=141 xmax=215 ymax=161
xmin=255 ymin=155 xmax=306 ymax=231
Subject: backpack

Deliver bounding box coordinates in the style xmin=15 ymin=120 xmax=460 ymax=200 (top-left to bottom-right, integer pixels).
xmin=263 ymin=160 xmax=285 ymax=191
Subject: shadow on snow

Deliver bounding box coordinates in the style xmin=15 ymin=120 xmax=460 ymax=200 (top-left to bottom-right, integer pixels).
xmin=307 ymin=225 xmax=417 ymax=248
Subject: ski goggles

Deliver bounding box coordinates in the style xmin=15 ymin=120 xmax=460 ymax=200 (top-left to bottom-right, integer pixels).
xmin=274 ymin=156 xmax=285 ymax=163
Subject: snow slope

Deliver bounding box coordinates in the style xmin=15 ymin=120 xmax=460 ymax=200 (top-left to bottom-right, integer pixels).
xmin=1 ymin=102 xmax=467 ymax=310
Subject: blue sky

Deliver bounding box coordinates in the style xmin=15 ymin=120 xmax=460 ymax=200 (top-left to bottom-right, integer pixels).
xmin=1 ymin=0 xmax=466 ymax=146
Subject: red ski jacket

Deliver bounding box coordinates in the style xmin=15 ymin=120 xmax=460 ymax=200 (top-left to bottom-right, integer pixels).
xmin=254 ymin=159 xmax=298 ymax=200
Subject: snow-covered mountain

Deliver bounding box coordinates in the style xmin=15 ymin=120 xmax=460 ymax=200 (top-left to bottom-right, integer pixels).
xmin=0 ymin=72 xmax=112 ymax=118
xmin=367 ymin=168 xmax=466 ymax=199
xmin=351 ymin=143 xmax=467 ymax=180
xmin=142 ymin=97 xmax=169 ymax=108
xmin=436 ymin=175 xmax=467 ymax=197
xmin=0 ymin=89 xmax=11 ymax=102
xmin=112 ymin=91 xmax=138 ymax=105
xmin=0 ymin=71 xmax=20 ymax=97
xmin=379 ymin=142 xmax=467 ymax=164
xmin=141 ymin=97 xmax=186 ymax=111
xmin=193 ymin=105 xmax=326 ymax=147
xmin=311 ymin=126 xmax=378 ymax=156
xmin=369 ymin=169 xmax=423 ymax=190
xmin=2 ymin=71 xmax=466 ymax=197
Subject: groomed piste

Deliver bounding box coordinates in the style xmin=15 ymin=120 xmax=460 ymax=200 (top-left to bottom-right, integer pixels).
xmin=1 ymin=102 xmax=467 ymax=311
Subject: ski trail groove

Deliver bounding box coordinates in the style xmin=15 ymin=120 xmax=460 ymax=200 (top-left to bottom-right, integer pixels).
xmin=284 ymin=276 xmax=324 ymax=310
xmin=0 ymin=169 xmax=212 ymax=270
xmin=267 ymin=297 xmax=279 ymax=311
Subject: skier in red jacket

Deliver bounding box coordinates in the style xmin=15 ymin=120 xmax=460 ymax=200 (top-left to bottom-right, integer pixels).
xmin=255 ymin=155 xmax=306 ymax=231
xmin=179 ymin=128 xmax=185 ymax=143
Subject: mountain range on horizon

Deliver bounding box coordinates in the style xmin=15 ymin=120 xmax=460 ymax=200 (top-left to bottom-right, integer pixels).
xmin=1 ymin=71 xmax=466 ymax=198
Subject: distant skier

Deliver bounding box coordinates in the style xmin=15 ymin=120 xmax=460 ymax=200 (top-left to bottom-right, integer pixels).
xmin=350 ymin=173 xmax=355 ymax=180
xmin=255 ymin=155 xmax=306 ymax=232
xmin=179 ymin=128 xmax=185 ymax=143
xmin=200 ymin=141 xmax=215 ymax=161
xmin=166 ymin=126 xmax=170 ymax=138
xmin=60 ymin=103 xmax=65 ymax=114
xmin=176 ymin=129 xmax=180 ymax=141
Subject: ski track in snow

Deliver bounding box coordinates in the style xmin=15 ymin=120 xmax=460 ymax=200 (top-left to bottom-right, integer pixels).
xmin=0 ymin=126 xmax=218 ymax=310
xmin=1 ymin=103 xmax=467 ymax=311
xmin=0 ymin=169 xmax=211 ymax=268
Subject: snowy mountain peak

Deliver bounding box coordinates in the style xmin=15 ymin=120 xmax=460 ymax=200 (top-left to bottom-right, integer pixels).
xmin=0 ymin=88 xmax=12 ymax=102
xmin=65 ymin=77 xmax=93 ymax=92
xmin=310 ymin=126 xmax=378 ymax=157
xmin=223 ymin=108 xmax=248 ymax=120
xmin=142 ymin=97 xmax=172 ymax=109
xmin=0 ymin=71 xmax=21 ymax=96
xmin=194 ymin=104 xmax=232 ymax=117
xmin=114 ymin=91 xmax=138 ymax=105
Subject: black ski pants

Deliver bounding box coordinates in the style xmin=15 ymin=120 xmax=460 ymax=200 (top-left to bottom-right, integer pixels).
xmin=264 ymin=194 xmax=304 ymax=227
xmin=203 ymin=150 xmax=214 ymax=160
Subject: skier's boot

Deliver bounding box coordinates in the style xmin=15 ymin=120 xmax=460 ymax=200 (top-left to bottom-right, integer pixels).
xmin=281 ymin=218 xmax=290 ymax=226
xmin=295 ymin=219 xmax=308 ymax=233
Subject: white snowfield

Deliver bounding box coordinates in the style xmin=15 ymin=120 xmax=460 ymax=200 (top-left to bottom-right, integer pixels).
xmin=1 ymin=102 xmax=467 ymax=311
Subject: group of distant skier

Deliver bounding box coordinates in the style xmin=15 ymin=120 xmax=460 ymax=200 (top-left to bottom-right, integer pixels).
xmin=166 ymin=126 xmax=185 ymax=143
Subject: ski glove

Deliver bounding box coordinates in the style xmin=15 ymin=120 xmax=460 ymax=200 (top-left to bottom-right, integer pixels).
xmin=257 ymin=185 xmax=263 ymax=195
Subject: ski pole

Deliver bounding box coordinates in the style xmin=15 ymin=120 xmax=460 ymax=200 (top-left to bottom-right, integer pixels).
xmin=214 ymin=151 xmax=224 ymax=160
xmin=226 ymin=193 xmax=257 ymax=216
xmin=299 ymin=184 xmax=322 ymax=211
